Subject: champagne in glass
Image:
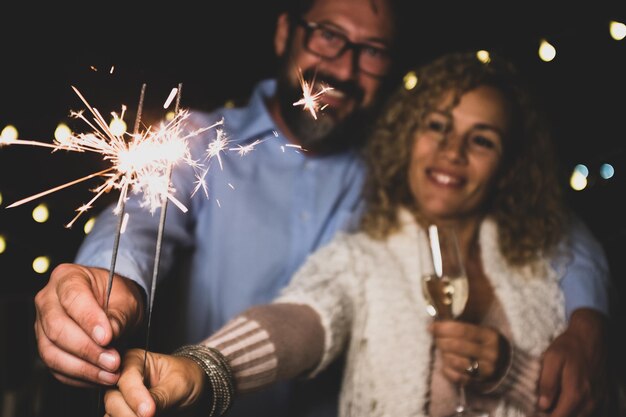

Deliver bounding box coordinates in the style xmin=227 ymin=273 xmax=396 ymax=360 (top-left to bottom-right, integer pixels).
xmin=421 ymin=224 xmax=468 ymax=320
xmin=419 ymin=224 xmax=488 ymax=417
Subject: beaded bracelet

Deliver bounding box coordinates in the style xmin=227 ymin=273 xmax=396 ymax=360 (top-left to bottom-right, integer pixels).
xmin=172 ymin=344 xmax=235 ymax=417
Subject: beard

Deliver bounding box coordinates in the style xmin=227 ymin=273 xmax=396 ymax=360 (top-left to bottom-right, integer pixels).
xmin=275 ymin=61 xmax=378 ymax=155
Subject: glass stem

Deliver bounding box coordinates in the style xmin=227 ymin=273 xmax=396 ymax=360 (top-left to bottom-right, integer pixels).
xmin=456 ymin=384 xmax=468 ymax=413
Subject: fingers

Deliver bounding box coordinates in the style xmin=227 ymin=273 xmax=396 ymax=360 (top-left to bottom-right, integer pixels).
xmin=105 ymin=389 xmax=153 ymax=417
xmin=104 ymin=349 xmax=205 ymax=417
xmin=545 ymin=354 xmax=592 ymax=417
xmin=537 ymin=345 xmax=565 ymax=412
xmin=105 ymin=349 xmax=155 ymax=417
xmin=34 ymin=264 xmax=124 ymax=385
xmin=47 ymin=264 xmax=114 ymax=343
xmin=35 ymin=319 xmax=120 ymax=386
xmin=430 ymin=321 xmax=500 ymax=384
xmin=119 ymin=350 xmax=154 ymax=407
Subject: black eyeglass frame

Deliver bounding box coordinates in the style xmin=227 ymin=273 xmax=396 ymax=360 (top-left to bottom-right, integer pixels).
xmin=294 ymin=17 xmax=393 ymax=78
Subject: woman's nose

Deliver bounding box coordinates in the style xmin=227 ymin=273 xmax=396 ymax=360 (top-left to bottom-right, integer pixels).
xmin=438 ymin=132 xmax=466 ymax=162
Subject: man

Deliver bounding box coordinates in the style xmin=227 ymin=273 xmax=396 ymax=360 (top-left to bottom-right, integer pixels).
xmin=34 ymin=0 xmax=612 ymax=416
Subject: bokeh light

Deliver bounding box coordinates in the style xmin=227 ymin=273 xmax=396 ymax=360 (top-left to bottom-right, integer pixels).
xmin=32 ymin=256 xmax=50 ymax=274
xmin=610 ymin=20 xmax=626 ymax=41
xmin=539 ymin=39 xmax=557 ymax=62
xmin=403 ymin=70 xmax=418 ymax=90
xmin=84 ymin=217 xmax=96 ymax=234
xmin=600 ymin=163 xmax=615 ymax=179
xmin=476 ymin=50 xmax=491 ymax=63
xmin=1 ymin=125 xmax=18 ymax=142
xmin=32 ymin=203 xmax=50 ymax=223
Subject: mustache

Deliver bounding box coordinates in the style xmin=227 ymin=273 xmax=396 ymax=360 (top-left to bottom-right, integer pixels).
xmin=301 ymin=68 xmax=364 ymax=101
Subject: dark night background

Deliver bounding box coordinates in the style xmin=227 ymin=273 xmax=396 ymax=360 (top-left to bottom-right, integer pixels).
xmin=1 ymin=2 xmax=625 ymax=416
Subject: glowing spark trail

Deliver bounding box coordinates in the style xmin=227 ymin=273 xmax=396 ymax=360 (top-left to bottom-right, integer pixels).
xmin=293 ymin=67 xmax=334 ymax=120
xmin=5 ymin=86 xmax=220 ymax=228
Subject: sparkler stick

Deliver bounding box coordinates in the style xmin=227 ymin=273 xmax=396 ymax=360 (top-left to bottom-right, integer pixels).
xmin=104 ymin=83 xmax=147 ymax=311
xmin=142 ymin=83 xmax=183 ymax=375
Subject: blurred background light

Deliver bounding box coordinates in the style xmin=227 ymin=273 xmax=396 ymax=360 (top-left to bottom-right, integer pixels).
xmin=610 ymin=20 xmax=626 ymax=40
xmin=600 ymin=163 xmax=615 ymax=179
xmin=403 ymin=70 xmax=418 ymax=90
xmin=54 ymin=123 xmax=72 ymax=145
xmin=1 ymin=125 xmax=18 ymax=142
xmin=476 ymin=50 xmax=491 ymax=63
xmin=32 ymin=203 xmax=50 ymax=223
xmin=84 ymin=217 xmax=96 ymax=234
xmin=32 ymin=256 xmax=50 ymax=274
xmin=109 ymin=116 xmax=127 ymax=136
xmin=539 ymin=39 xmax=557 ymax=62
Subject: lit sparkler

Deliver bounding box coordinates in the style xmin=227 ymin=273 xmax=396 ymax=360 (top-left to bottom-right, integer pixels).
xmin=293 ymin=67 xmax=334 ymax=120
xmin=4 ymin=86 xmax=220 ymax=227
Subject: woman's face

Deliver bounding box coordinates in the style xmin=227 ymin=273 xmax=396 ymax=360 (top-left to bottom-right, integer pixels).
xmin=408 ymin=85 xmax=511 ymax=223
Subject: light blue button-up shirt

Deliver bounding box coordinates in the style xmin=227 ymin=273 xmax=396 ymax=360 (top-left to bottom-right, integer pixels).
xmin=75 ymin=79 xmax=610 ymax=417
xmin=76 ymin=79 xmax=365 ymax=416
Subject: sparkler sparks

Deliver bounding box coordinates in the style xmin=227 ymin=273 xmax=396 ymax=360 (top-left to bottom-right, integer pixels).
xmin=4 ymin=86 xmax=220 ymax=228
xmin=293 ymin=68 xmax=334 ymax=120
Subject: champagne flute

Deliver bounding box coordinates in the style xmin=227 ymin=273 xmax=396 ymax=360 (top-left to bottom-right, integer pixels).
xmin=420 ymin=224 xmax=488 ymax=417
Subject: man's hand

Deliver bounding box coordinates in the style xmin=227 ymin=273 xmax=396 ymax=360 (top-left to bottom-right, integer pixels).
xmin=34 ymin=263 xmax=144 ymax=387
xmin=104 ymin=348 xmax=206 ymax=417
xmin=537 ymin=308 xmax=611 ymax=417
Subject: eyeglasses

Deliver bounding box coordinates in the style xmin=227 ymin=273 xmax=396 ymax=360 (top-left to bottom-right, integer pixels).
xmin=295 ymin=18 xmax=392 ymax=77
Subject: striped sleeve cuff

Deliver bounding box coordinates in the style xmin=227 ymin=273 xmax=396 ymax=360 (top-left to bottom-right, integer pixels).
xmin=480 ymin=345 xmax=540 ymax=414
xmin=203 ymin=316 xmax=278 ymax=393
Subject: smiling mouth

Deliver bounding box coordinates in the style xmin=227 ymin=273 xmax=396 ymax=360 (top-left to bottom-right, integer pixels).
xmin=427 ymin=169 xmax=465 ymax=187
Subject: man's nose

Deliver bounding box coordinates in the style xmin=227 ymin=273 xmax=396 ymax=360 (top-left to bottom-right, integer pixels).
xmin=320 ymin=48 xmax=359 ymax=80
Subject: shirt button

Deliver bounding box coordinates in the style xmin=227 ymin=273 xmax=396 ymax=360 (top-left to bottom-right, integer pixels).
xmin=300 ymin=211 xmax=310 ymax=221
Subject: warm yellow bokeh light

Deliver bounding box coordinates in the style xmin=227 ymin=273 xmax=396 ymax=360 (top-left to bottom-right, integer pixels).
xmin=476 ymin=50 xmax=491 ymax=63
xmin=165 ymin=111 xmax=177 ymax=121
xmin=109 ymin=117 xmax=127 ymax=136
xmin=0 ymin=235 xmax=6 ymax=254
xmin=403 ymin=70 xmax=418 ymax=90
xmin=54 ymin=123 xmax=72 ymax=145
xmin=84 ymin=217 xmax=96 ymax=234
xmin=610 ymin=21 xmax=626 ymax=41
xmin=32 ymin=203 xmax=50 ymax=223
xmin=0 ymin=191 xmax=3 ymax=206
xmin=1 ymin=125 xmax=18 ymax=142
xmin=570 ymin=171 xmax=588 ymax=191
xmin=538 ymin=39 xmax=557 ymax=62
xmin=33 ymin=256 xmax=50 ymax=274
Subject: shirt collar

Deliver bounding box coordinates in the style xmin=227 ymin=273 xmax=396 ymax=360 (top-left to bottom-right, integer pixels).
xmin=225 ymin=79 xmax=285 ymax=146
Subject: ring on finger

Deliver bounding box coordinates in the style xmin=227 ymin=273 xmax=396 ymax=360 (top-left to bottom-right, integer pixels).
xmin=465 ymin=357 xmax=479 ymax=377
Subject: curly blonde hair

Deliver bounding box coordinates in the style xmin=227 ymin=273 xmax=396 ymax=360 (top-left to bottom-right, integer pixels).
xmin=360 ymin=51 xmax=569 ymax=266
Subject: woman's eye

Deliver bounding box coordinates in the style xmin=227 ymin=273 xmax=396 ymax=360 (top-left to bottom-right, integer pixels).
xmin=426 ymin=119 xmax=447 ymax=133
xmin=471 ymin=135 xmax=497 ymax=150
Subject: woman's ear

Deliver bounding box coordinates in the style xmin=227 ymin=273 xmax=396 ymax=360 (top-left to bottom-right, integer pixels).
xmin=274 ymin=13 xmax=290 ymax=57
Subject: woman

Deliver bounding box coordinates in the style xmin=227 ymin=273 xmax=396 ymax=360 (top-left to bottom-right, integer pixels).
xmin=104 ymin=51 xmax=574 ymax=417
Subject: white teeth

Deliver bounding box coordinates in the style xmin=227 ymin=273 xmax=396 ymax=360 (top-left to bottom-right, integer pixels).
xmin=431 ymin=171 xmax=459 ymax=185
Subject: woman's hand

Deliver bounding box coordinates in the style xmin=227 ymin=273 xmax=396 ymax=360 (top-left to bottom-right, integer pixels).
xmin=430 ymin=320 xmax=508 ymax=386
xmin=104 ymin=348 xmax=207 ymax=417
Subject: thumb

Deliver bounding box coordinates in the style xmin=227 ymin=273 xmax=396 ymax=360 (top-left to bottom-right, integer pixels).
xmin=537 ymin=350 xmax=564 ymax=411
xmin=147 ymin=354 xmax=205 ymax=412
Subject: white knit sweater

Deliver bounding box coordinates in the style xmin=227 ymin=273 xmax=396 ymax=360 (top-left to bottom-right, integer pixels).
xmin=276 ymin=210 xmax=566 ymax=417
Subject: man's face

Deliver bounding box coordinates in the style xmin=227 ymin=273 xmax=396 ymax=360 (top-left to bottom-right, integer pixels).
xmin=274 ymin=0 xmax=396 ymax=153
